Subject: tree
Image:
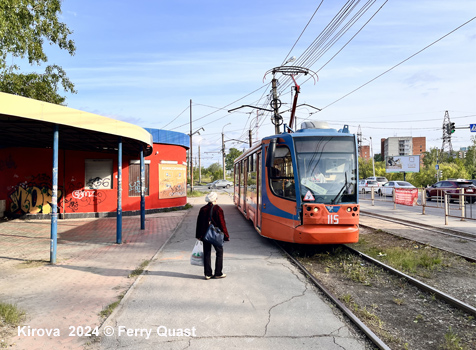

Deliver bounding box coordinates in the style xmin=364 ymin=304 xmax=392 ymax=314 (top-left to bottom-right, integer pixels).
xmin=0 ymin=0 xmax=76 ymax=104
xmin=225 ymin=148 xmax=243 ymax=171
xmin=464 ymin=136 xmax=476 ymax=179
xmin=422 ymin=147 xmax=440 ymax=168
xmin=205 ymin=162 xmax=223 ymax=181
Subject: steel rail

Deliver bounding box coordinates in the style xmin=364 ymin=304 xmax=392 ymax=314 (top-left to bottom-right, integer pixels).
xmin=361 ymin=211 xmax=476 ymax=243
xmin=276 ymin=242 xmax=391 ymax=350
xmin=345 ymin=245 xmax=476 ymax=318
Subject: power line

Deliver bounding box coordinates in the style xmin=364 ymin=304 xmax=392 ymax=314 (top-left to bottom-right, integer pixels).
xmin=318 ymin=16 xmax=476 ymax=111
xmin=281 ymin=0 xmax=324 ymax=66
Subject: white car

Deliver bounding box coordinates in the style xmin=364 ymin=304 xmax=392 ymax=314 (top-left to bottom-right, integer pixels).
xmin=366 ymin=176 xmax=388 ymax=186
xmin=378 ymin=181 xmax=415 ymax=196
xmin=358 ymin=179 xmax=379 ymax=194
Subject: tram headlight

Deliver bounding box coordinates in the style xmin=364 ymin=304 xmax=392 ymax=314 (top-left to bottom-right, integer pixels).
xmin=313 ymin=207 xmax=318 ymax=213
xmin=346 ymin=207 xmax=352 ymax=212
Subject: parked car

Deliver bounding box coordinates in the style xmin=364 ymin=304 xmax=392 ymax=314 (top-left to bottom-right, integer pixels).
xmin=208 ymin=179 xmax=233 ymax=189
xmin=425 ymin=180 xmax=476 ymax=203
xmin=378 ymin=181 xmax=416 ymax=196
xmin=358 ymin=179 xmax=379 ymax=194
xmin=366 ymin=176 xmax=388 ymax=186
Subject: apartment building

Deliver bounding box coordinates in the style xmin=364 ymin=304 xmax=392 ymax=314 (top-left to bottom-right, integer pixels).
xmin=380 ymin=137 xmax=426 ymax=160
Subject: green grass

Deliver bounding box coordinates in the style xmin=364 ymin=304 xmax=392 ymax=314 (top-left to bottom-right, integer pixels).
xmin=128 ymin=260 xmax=150 ymax=278
xmin=187 ymin=189 xmax=208 ymax=197
xmin=367 ymin=246 xmax=443 ymax=274
xmin=99 ymin=293 xmax=125 ymax=318
xmin=0 ymin=302 xmax=25 ymax=326
xmin=440 ymin=327 xmax=468 ymax=350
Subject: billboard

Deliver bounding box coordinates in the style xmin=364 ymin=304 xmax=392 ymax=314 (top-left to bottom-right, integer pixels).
xmin=158 ymin=164 xmax=187 ymax=198
xmin=385 ymin=155 xmax=420 ymax=173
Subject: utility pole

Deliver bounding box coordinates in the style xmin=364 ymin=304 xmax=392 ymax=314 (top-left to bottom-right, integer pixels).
xmin=270 ymin=76 xmax=282 ymax=135
xmin=441 ymin=110 xmax=453 ymax=156
xmin=370 ymin=137 xmax=375 ymax=178
xmin=189 ymin=99 xmax=193 ymax=192
xmin=357 ymin=125 xmax=363 ymax=157
xmin=229 ymin=63 xmax=317 ymax=137
xmin=198 ymin=143 xmax=202 ymax=184
xmin=222 ymin=131 xmax=225 ymax=180
xmin=264 ymin=65 xmax=318 ymax=135
xmin=221 ymin=123 xmax=231 ymax=180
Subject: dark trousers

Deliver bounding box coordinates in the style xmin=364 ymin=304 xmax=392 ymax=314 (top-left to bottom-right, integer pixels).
xmin=203 ymin=241 xmax=224 ymax=277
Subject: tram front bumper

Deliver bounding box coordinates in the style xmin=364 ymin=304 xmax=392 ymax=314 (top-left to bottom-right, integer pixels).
xmin=293 ymin=224 xmax=359 ymax=244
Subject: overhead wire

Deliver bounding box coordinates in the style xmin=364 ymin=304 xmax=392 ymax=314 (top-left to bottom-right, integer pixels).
xmin=281 ymin=0 xmax=325 ymax=66
xmin=316 ymin=16 xmax=476 ymax=113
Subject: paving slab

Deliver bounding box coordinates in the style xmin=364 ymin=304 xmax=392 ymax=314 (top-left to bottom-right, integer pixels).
xmin=96 ymin=194 xmax=366 ymax=350
xmin=0 ymin=211 xmax=185 ymax=350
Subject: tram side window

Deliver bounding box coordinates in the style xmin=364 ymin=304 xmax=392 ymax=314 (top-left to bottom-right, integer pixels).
xmin=269 ymin=146 xmax=295 ymax=200
xmin=248 ymin=154 xmax=257 ymax=197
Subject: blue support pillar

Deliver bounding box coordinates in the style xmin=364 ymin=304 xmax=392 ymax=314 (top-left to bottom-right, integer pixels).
xmin=140 ymin=148 xmax=145 ymax=230
xmin=116 ymin=137 xmax=123 ymax=244
xmin=50 ymin=125 xmax=59 ymax=264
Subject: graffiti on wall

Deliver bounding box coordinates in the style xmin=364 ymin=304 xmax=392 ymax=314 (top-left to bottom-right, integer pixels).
xmin=86 ymin=177 xmax=111 ymax=189
xmin=129 ymin=176 xmax=148 ymax=196
xmin=8 ymin=174 xmax=62 ymax=214
xmin=64 ymin=182 xmax=107 ymax=212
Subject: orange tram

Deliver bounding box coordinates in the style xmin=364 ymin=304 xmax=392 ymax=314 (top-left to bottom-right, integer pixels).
xmin=233 ymin=121 xmax=360 ymax=244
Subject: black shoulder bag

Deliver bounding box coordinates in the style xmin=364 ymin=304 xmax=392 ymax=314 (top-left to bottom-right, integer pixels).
xmin=203 ymin=204 xmax=225 ymax=247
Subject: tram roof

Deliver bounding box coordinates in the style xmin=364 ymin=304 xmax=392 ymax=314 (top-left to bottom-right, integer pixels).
xmin=234 ymin=126 xmax=354 ymax=163
xmin=0 ymin=92 xmax=153 ymax=156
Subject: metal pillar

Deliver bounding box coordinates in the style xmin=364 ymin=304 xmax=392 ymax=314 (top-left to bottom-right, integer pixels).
xmin=50 ymin=124 xmax=59 ymax=264
xmin=116 ymin=137 xmax=123 ymax=244
xmin=190 ymin=99 xmax=193 ymax=192
xmin=140 ymin=148 xmax=145 ymax=230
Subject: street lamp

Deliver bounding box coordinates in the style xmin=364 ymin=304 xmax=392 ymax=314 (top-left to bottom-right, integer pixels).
xmin=189 ymin=127 xmax=204 ymax=192
xmin=367 ymin=137 xmax=375 ymax=178
xmin=363 ymin=137 xmax=375 ymax=178
xmin=222 ymin=123 xmax=231 ymax=180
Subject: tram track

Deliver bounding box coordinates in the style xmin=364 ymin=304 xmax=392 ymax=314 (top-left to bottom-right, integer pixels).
xmin=360 ymin=211 xmax=476 ymax=263
xmin=277 ymin=241 xmax=391 ymax=350
xmin=361 ymin=211 xmax=476 ymax=243
xmin=277 ymin=236 xmax=476 ymax=350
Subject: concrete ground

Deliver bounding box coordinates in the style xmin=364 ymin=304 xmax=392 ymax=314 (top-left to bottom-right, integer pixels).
xmin=1 ymin=193 xmax=367 ymax=349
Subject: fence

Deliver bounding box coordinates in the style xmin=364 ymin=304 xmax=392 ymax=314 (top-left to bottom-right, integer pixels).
xmin=360 ymin=187 xmax=476 ymax=223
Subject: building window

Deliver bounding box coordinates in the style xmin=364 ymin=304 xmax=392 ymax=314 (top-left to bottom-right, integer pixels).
xmin=85 ymin=159 xmax=113 ymax=189
xmin=129 ymin=160 xmax=150 ymax=197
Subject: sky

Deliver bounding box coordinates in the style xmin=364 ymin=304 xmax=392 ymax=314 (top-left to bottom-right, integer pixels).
xmin=31 ymin=0 xmax=476 ymax=166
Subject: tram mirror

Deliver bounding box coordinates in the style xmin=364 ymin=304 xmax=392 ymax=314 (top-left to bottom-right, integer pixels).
xmin=266 ymin=139 xmax=276 ymax=168
xmin=274 ymin=147 xmax=289 ymax=158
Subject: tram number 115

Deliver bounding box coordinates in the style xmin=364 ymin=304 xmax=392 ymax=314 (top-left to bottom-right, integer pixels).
xmin=328 ymin=215 xmax=339 ymax=224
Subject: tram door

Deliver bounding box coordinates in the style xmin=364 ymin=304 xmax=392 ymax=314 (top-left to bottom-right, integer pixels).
xmin=239 ymin=159 xmax=246 ymax=211
xmin=234 ymin=162 xmax=240 ymax=208
xmin=257 ymin=151 xmax=261 ymax=229
xmin=242 ymin=158 xmax=248 ymax=213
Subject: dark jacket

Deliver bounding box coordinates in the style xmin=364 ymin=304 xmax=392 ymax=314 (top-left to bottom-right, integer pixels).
xmin=196 ymin=203 xmax=229 ymax=241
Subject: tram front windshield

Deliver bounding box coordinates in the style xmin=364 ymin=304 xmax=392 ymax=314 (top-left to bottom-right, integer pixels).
xmin=295 ymin=136 xmax=357 ymax=204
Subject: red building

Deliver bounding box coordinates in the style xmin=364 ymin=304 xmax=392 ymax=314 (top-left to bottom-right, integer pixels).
xmin=0 ymin=93 xmax=189 ymax=219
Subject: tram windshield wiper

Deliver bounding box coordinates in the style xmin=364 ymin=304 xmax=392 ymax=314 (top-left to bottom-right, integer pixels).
xmin=331 ymin=173 xmax=348 ymax=204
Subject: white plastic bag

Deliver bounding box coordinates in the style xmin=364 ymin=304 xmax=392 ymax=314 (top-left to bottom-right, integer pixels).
xmin=190 ymin=240 xmax=204 ymax=266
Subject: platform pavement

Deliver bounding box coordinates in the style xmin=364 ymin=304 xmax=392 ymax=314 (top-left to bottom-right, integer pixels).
xmin=0 ymin=208 xmax=187 ymax=349
xmin=359 ymin=199 xmax=476 ymax=236
xmin=95 ymin=193 xmax=366 ymax=350
xmin=1 ymin=194 xmax=367 ymax=350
